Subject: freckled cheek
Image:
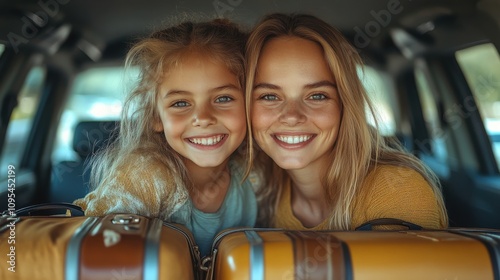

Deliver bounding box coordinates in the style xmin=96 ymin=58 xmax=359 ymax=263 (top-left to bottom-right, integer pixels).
xmin=250 ymin=107 xmax=265 ymax=136
xmin=251 ymin=106 xmax=277 ymax=131
xmin=231 ymin=110 xmax=247 ymax=135
xmin=315 ymin=112 xmax=342 ymax=135
xmin=215 ymin=108 xmax=245 ymax=136
xmin=318 ymin=114 xmax=340 ymax=124
xmin=250 ymin=108 xmax=277 ymax=147
xmin=162 ymin=115 xmax=187 ymax=140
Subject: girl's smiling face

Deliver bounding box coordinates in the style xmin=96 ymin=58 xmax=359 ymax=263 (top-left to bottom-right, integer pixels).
xmin=251 ymin=36 xmax=342 ymax=171
xmin=155 ymin=53 xmax=246 ymax=168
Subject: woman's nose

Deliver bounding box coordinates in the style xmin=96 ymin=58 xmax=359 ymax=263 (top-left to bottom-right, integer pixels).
xmin=278 ymin=100 xmax=306 ymax=126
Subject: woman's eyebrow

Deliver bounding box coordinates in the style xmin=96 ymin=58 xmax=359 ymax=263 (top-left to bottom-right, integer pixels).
xmin=253 ymin=81 xmax=336 ymax=91
xmin=253 ymin=83 xmax=281 ymax=90
xmin=304 ymin=80 xmax=337 ymax=89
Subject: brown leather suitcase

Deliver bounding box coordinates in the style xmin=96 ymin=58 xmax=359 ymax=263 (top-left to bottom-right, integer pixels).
xmin=0 ymin=211 xmax=201 ymax=280
xmin=203 ymin=227 xmax=500 ymax=280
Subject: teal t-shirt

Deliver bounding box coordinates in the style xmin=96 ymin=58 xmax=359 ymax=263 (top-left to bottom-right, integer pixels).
xmin=168 ymin=161 xmax=257 ymax=257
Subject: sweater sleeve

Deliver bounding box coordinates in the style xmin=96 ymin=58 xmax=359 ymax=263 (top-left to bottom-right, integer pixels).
xmin=73 ymin=154 xmax=182 ymax=219
xmin=352 ymin=165 xmax=448 ymax=230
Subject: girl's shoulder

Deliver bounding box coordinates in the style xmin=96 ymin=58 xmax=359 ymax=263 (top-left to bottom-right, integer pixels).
xmin=120 ymin=150 xmax=172 ymax=170
xmin=77 ymin=150 xmax=189 ymax=220
xmin=115 ymin=150 xmax=182 ymax=185
xmin=117 ymin=152 xmax=155 ymax=171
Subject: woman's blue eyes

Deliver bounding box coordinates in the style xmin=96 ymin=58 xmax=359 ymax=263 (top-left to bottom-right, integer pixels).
xmin=258 ymin=93 xmax=328 ymax=101
xmin=309 ymin=93 xmax=327 ymax=100
xmin=259 ymin=94 xmax=279 ymax=101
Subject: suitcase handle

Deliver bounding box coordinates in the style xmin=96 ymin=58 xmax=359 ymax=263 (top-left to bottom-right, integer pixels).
xmin=355 ymin=218 xmax=423 ymax=231
xmin=8 ymin=202 xmax=84 ymax=217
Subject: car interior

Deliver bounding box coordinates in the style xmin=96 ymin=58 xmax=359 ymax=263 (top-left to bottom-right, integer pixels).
xmin=0 ymin=0 xmax=499 ymax=232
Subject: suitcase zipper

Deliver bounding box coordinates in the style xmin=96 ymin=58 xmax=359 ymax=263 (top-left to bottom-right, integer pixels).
xmin=200 ymin=227 xmax=256 ymax=277
xmin=210 ymin=227 xmax=283 ymax=250
xmin=162 ymin=222 xmax=202 ymax=271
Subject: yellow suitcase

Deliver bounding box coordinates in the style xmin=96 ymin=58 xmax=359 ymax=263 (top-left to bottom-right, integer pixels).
xmin=0 ymin=204 xmax=201 ymax=280
xmin=203 ymin=227 xmax=500 ymax=280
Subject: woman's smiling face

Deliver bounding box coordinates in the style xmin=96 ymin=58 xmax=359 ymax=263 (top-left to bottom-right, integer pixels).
xmin=251 ymin=36 xmax=342 ymax=171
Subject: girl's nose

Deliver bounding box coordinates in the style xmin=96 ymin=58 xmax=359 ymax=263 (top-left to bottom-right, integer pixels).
xmin=192 ymin=106 xmax=216 ymax=127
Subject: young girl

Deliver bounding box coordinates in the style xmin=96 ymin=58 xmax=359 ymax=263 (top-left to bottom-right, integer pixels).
xmin=245 ymin=13 xmax=448 ymax=230
xmin=73 ymin=19 xmax=257 ymax=257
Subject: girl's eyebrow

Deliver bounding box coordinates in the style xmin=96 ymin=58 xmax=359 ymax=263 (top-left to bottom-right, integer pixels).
xmin=164 ymin=90 xmax=190 ymax=98
xmin=163 ymin=84 xmax=240 ymax=98
xmin=211 ymin=84 xmax=241 ymax=93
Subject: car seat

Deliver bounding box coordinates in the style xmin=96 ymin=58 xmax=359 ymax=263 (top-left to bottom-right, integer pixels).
xmin=50 ymin=120 xmax=119 ymax=203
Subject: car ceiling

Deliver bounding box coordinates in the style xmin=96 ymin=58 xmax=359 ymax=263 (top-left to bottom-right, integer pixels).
xmin=0 ymin=0 xmax=498 ymax=65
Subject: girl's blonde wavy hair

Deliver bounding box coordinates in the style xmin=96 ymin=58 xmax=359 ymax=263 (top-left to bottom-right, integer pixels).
xmin=89 ymin=18 xmax=248 ymax=191
xmin=245 ymin=13 xmax=448 ymax=229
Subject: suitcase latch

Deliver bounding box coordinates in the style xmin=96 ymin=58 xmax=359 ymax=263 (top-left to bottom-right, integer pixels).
xmin=111 ymin=214 xmax=141 ymax=225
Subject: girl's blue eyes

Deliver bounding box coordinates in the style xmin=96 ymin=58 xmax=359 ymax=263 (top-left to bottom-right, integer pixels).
xmin=170 ymin=95 xmax=234 ymax=108
xmin=172 ymin=101 xmax=189 ymax=107
xmin=215 ymin=96 xmax=234 ymax=103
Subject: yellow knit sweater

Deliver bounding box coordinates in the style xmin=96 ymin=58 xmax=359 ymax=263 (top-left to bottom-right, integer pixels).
xmin=275 ymin=165 xmax=448 ymax=230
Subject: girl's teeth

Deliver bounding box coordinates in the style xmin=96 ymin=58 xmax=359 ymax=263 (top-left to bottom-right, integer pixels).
xmin=189 ymin=135 xmax=223 ymax=145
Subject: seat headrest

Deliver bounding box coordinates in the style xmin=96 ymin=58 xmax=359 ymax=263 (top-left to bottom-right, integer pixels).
xmin=72 ymin=121 xmax=119 ymax=158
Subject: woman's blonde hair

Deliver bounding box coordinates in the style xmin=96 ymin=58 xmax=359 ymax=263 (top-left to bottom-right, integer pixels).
xmin=245 ymin=13 xmax=448 ymax=229
xmin=90 ymin=18 xmax=248 ymax=191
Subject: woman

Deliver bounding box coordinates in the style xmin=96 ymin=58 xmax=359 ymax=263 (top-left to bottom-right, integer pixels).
xmin=245 ymin=13 xmax=448 ymax=230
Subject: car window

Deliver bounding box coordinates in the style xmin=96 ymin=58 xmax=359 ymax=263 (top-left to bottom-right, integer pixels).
xmin=455 ymin=43 xmax=500 ymax=171
xmin=414 ymin=66 xmax=448 ymax=163
xmin=51 ymin=67 xmax=137 ymax=163
xmin=359 ymin=66 xmax=396 ymax=136
xmin=0 ymin=67 xmax=46 ymax=180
